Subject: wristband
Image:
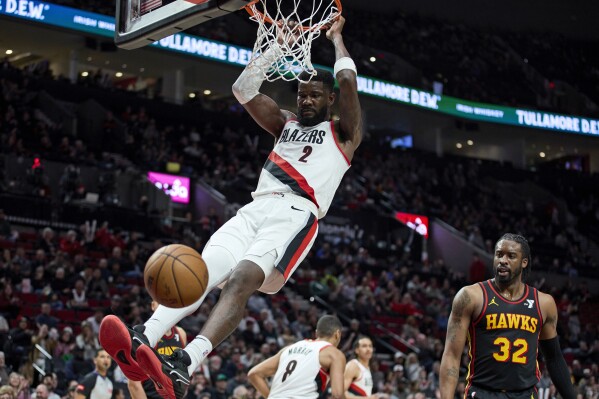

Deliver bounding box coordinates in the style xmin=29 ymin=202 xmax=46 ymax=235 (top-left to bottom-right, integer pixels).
xmin=334 ymin=57 xmax=357 ymax=77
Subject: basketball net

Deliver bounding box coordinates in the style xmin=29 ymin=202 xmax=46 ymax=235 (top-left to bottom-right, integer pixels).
xmin=245 ymin=0 xmax=342 ymax=82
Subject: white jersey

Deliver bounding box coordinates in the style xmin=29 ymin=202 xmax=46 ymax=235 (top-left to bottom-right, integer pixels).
xmin=347 ymin=359 xmax=373 ymax=397
xmin=268 ymin=340 xmax=332 ymax=399
xmin=252 ymin=119 xmax=351 ymax=219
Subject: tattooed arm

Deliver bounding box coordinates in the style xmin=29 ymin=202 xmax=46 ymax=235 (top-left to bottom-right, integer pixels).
xmin=440 ymin=285 xmax=479 ymax=399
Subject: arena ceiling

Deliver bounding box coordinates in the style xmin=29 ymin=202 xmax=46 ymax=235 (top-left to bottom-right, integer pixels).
xmin=343 ymin=0 xmax=599 ymax=41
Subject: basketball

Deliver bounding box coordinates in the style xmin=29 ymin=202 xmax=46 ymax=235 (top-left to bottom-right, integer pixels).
xmin=144 ymin=244 xmax=209 ymax=308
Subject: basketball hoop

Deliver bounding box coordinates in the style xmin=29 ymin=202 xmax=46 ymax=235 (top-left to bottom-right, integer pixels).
xmin=244 ymin=0 xmax=342 ymax=82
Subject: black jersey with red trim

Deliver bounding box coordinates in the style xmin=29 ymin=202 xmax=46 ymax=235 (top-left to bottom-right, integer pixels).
xmin=142 ymin=327 xmax=185 ymax=398
xmin=466 ymin=280 xmax=543 ymax=392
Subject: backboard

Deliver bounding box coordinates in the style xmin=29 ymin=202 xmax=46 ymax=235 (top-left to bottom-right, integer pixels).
xmin=115 ymin=0 xmax=252 ymax=49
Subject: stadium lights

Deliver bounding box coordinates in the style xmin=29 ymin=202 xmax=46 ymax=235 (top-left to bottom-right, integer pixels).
xmin=539 ymin=152 xmax=546 ymax=158
xmin=189 ymin=93 xmax=196 ymax=98
xmin=456 ymin=143 xmax=463 ymax=149
xmin=5 ymin=49 xmax=13 ymax=55
xmin=81 ymin=71 xmax=89 ymax=77
xmin=467 ymin=140 xmax=474 ymax=146
xmin=115 ymin=72 xmax=123 ymax=77
xmin=203 ymin=90 xmax=212 ymax=95
xmin=369 ymin=56 xmax=376 ymax=62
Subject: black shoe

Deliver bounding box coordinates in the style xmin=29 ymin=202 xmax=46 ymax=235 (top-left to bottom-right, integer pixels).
xmin=99 ymin=315 xmax=150 ymax=381
xmin=136 ymin=345 xmax=191 ymax=399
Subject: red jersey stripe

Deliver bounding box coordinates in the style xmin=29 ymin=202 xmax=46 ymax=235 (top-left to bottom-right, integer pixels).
xmin=268 ymin=152 xmax=319 ymax=207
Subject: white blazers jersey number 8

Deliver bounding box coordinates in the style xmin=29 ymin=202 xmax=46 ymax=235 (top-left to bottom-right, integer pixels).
xmin=268 ymin=340 xmax=332 ymax=399
xmin=253 ymin=119 xmax=351 ymax=219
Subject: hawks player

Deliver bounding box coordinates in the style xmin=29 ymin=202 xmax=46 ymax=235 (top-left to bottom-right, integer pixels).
xmin=440 ymin=234 xmax=576 ymax=399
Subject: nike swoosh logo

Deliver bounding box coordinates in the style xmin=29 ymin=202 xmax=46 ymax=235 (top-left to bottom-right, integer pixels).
xmin=291 ymin=206 xmax=304 ymax=212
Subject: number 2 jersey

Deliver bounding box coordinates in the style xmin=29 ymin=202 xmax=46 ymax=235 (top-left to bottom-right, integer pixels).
xmin=268 ymin=339 xmax=332 ymax=399
xmin=466 ymin=280 xmax=543 ymax=392
xmin=252 ymin=119 xmax=351 ymax=219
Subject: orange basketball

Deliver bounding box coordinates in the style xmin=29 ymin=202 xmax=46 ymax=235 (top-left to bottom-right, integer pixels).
xmin=144 ymin=244 xmax=209 ymax=308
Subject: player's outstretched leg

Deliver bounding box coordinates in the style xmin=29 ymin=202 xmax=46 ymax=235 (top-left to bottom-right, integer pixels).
xmin=136 ymin=261 xmax=265 ymax=399
xmin=98 ymin=315 xmax=151 ymax=381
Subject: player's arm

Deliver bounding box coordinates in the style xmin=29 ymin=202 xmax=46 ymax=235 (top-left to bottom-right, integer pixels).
xmin=127 ymin=381 xmax=147 ymax=399
xmin=343 ymin=359 xmax=358 ymax=392
xmin=176 ymin=326 xmax=188 ymax=346
xmin=538 ymin=292 xmax=576 ymax=399
xmin=326 ymin=348 xmax=347 ymax=399
xmin=344 ymin=360 xmax=369 ymax=398
xmin=439 ymin=286 xmax=478 ymax=399
xmin=326 ymin=16 xmax=362 ymax=152
xmin=248 ymin=348 xmax=284 ymax=398
xmin=232 ymin=42 xmax=293 ymax=138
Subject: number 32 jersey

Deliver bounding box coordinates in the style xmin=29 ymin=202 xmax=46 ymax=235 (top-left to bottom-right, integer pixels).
xmin=252 ymin=119 xmax=351 ymax=219
xmin=467 ymin=280 xmax=543 ymax=391
xmin=268 ymin=340 xmax=332 ymax=399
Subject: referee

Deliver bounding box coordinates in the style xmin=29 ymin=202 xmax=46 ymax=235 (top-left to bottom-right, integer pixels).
xmin=76 ymin=349 xmax=113 ymax=399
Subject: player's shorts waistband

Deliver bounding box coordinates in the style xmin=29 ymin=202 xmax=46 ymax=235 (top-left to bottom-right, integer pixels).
xmin=253 ymin=192 xmax=319 ymax=217
xmin=471 ymin=384 xmax=536 ymax=394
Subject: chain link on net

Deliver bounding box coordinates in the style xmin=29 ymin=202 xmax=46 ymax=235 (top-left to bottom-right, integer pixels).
xmin=247 ymin=0 xmax=340 ymax=82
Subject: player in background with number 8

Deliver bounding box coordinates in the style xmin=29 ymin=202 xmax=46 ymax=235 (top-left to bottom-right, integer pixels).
xmin=248 ymin=315 xmax=347 ymax=399
xmin=439 ymin=234 xmax=576 ymax=399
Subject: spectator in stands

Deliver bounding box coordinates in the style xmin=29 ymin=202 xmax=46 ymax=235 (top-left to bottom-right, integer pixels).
xmin=85 ymin=310 xmax=104 ymax=336
xmin=0 ymin=385 xmax=15 ymax=399
xmin=68 ymin=280 xmax=88 ymax=309
xmin=468 ymin=253 xmax=486 ymax=283
xmin=0 ymin=283 xmax=20 ymax=319
xmin=54 ymin=326 xmax=75 ymax=361
xmin=0 ymin=351 xmax=9 ymax=385
xmin=225 ymin=369 xmax=248 ymax=397
xmin=30 ymin=324 xmax=58 ymax=374
xmin=7 ymin=317 xmax=33 ymax=368
xmin=75 ymin=322 xmax=100 ymax=362
xmin=50 ymin=269 xmax=70 ymax=296
xmin=33 ymin=385 xmax=49 ymax=399
xmin=59 ymin=231 xmax=82 ymax=257
xmin=86 ymin=270 xmax=108 ymax=301
xmin=0 ymin=210 xmax=15 ymax=242
xmin=38 ymin=228 xmax=56 ymax=257
xmin=35 ymin=374 xmax=59 ymax=399
xmin=35 ymin=304 xmax=58 ymax=329
xmin=207 ymin=374 xmax=228 ymax=399
xmin=62 ymin=383 xmax=77 ymax=399
xmin=7 ymin=372 xmax=28 ymax=399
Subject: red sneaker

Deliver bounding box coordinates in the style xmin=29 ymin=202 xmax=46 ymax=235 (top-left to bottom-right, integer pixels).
xmin=98 ymin=315 xmax=149 ymax=381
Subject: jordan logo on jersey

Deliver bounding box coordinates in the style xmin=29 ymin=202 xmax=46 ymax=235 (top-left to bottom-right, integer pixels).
xmin=488 ymin=297 xmax=499 ymax=306
xmin=279 ymin=128 xmax=326 ymax=144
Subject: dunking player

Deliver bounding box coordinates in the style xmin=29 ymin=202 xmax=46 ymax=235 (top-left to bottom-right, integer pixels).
xmin=127 ymin=301 xmax=187 ymax=399
xmin=439 ymin=234 xmax=576 ymax=399
xmin=344 ymin=336 xmax=385 ymax=399
xmin=247 ymin=315 xmax=347 ymax=399
xmin=99 ymin=15 xmax=362 ymax=399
